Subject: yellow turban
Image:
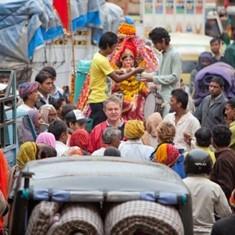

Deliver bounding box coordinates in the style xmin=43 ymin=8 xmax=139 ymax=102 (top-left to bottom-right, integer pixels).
xmin=17 ymin=142 xmax=38 ymax=170
xmin=124 ymin=120 xmax=145 ymax=140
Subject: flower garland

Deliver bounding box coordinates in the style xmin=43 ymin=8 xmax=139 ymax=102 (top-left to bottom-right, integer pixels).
xmin=118 ymin=23 xmax=136 ymax=37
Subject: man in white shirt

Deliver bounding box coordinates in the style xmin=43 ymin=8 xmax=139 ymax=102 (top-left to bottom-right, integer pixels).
xmin=119 ymin=120 xmax=154 ymax=161
xmin=184 ymin=149 xmax=231 ymax=235
xmin=164 ymin=88 xmax=200 ymax=151
xmin=35 ymin=71 xmax=54 ymax=109
xmin=17 ymin=81 xmax=39 ymax=116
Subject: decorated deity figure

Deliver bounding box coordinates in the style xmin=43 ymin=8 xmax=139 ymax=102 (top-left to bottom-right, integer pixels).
xmin=110 ymin=17 xmax=159 ymax=120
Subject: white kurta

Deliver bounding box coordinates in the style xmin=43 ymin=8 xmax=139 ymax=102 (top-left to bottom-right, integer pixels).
xmin=164 ymin=111 xmax=200 ymax=151
xmin=119 ymin=140 xmax=154 ymax=162
xmin=183 ymin=176 xmax=232 ymax=235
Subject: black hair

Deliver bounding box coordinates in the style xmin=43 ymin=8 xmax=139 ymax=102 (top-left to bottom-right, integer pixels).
xmin=210 ymin=76 xmax=224 ymax=88
xmin=48 ymin=119 xmax=67 ymax=140
xmin=171 ymin=88 xmax=188 ymax=110
xmin=226 ymin=98 xmax=235 ymax=109
xmin=103 ymin=147 xmax=121 ymax=157
xmin=35 ymin=71 xmax=53 ymax=84
xmin=195 ymin=127 xmax=212 ymax=147
xmin=50 ymin=97 xmax=66 ymax=111
xmin=61 ymin=104 xmax=76 ymax=120
xmin=210 ymin=37 xmax=221 ymax=45
xmin=149 ymin=27 xmax=170 ymax=45
xmin=212 ymin=125 xmax=231 ymax=147
xmin=40 ymin=66 xmax=57 ymax=79
xmin=64 ymin=110 xmax=86 ymax=127
xmin=98 ymin=32 xmax=118 ymax=50
xmin=38 ymin=145 xmax=57 ymax=159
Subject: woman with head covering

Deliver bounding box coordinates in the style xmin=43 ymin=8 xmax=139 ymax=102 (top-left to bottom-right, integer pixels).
xmin=16 ymin=142 xmax=38 ymax=170
xmin=16 ymin=142 xmax=57 ymax=170
xmin=36 ymin=132 xmax=56 ymax=148
xmin=190 ymin=51 xmax=214 ymax=94
xmin=118 ymin=120 xmax=154 ymax=161
xmin=141 ymin=112 xmax=162 ymax=148
xmin=18 ymin=109 xmax=43 ymax=144
xmin=39 ymin=104 xmax=58 ymax=125
xmin=69 ymin=128 xmax=90 ymax=155
xmin=151 ymin=121 xmax=186 ymax=178
xmin=151 ymin=143 xmax=180 ymax=168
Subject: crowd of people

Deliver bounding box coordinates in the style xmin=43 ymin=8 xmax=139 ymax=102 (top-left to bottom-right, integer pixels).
xmin=0 ymin=19 xmax=235 ymax=234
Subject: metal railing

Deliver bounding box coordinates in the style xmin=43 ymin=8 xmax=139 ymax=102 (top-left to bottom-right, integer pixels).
xmin=0 ymin=70 xmax=17 ymax=166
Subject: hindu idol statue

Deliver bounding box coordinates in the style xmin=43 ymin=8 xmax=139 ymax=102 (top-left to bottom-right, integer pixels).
xmin=110 ymin=17 xmax=159 ymax=120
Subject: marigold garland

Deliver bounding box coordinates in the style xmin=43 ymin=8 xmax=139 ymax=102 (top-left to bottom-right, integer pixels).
xmin=118 ymin=23 xmax=136 ymax=36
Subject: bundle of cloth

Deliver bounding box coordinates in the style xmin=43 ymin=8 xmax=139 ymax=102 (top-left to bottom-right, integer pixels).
xmin=26 ymin=202 xmax=103 ymax=235
xmin=105 ymin=200 xmax=184 ymax=235
xmin=193 ymin=62 xmax=235 ymax=106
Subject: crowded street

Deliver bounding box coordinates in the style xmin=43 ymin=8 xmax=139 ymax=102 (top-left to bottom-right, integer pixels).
xmin=0 ymin=0 xmax=235 ymax=234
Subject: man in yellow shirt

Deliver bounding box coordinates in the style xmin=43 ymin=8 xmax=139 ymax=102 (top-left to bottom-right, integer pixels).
xmin=88 ymin=32 xmax=143 ymax=127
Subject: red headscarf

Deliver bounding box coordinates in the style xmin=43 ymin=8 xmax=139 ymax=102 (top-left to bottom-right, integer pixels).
xmin=116 ymin=38 xmax=137 ymax=63
xmin=153 ymin=143 xmax=179 ymax=167
xmin=70 ymin=129 xmax=90 ymax=151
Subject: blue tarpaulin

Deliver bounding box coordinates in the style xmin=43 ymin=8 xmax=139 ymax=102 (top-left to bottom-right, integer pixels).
xmin=0 ymin=0 xmax=64 ymax=63
xmin=0 ymin=0 xmax=104 ymax=66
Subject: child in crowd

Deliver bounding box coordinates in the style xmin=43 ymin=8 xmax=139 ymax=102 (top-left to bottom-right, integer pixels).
xmin=194 ymin=127 xmax=215 ymax=164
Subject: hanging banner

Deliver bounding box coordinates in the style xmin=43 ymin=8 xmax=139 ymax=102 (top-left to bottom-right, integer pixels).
xmin=176 ymin=0 xmax=185 ymax=14
xmin=143 ymin=0 xmax=205 ymax=34
xmin=155 ymin=0 xmax=164 ymax=14
xmin=53 ymin=0 xmax=69 ymax=31
xmin=145 ymin=0 xmax=154 ymax=14
xmin=186 ymin=0 xmax=194 ymax=14
xmin=165 ymin=0 xmax=174 ymax=14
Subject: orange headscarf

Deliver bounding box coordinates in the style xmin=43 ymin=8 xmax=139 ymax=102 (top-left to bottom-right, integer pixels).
xmin=153 ymin=143 xmax=179 ymax=167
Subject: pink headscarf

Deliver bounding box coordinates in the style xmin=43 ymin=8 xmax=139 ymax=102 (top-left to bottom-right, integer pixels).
xmin=36 ymin=132 xmax=56 ymax=148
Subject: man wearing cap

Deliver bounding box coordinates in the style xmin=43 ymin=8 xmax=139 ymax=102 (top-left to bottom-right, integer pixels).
xmin=65 ymin=109 xmax=90 ymax=145
xmin=65 ymin=109 xmax=88 ymax=132
xmin=119 ymin=120 xmax=154 ymax=161
xmin=17 ymin=81 xmax=39 ymax=116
